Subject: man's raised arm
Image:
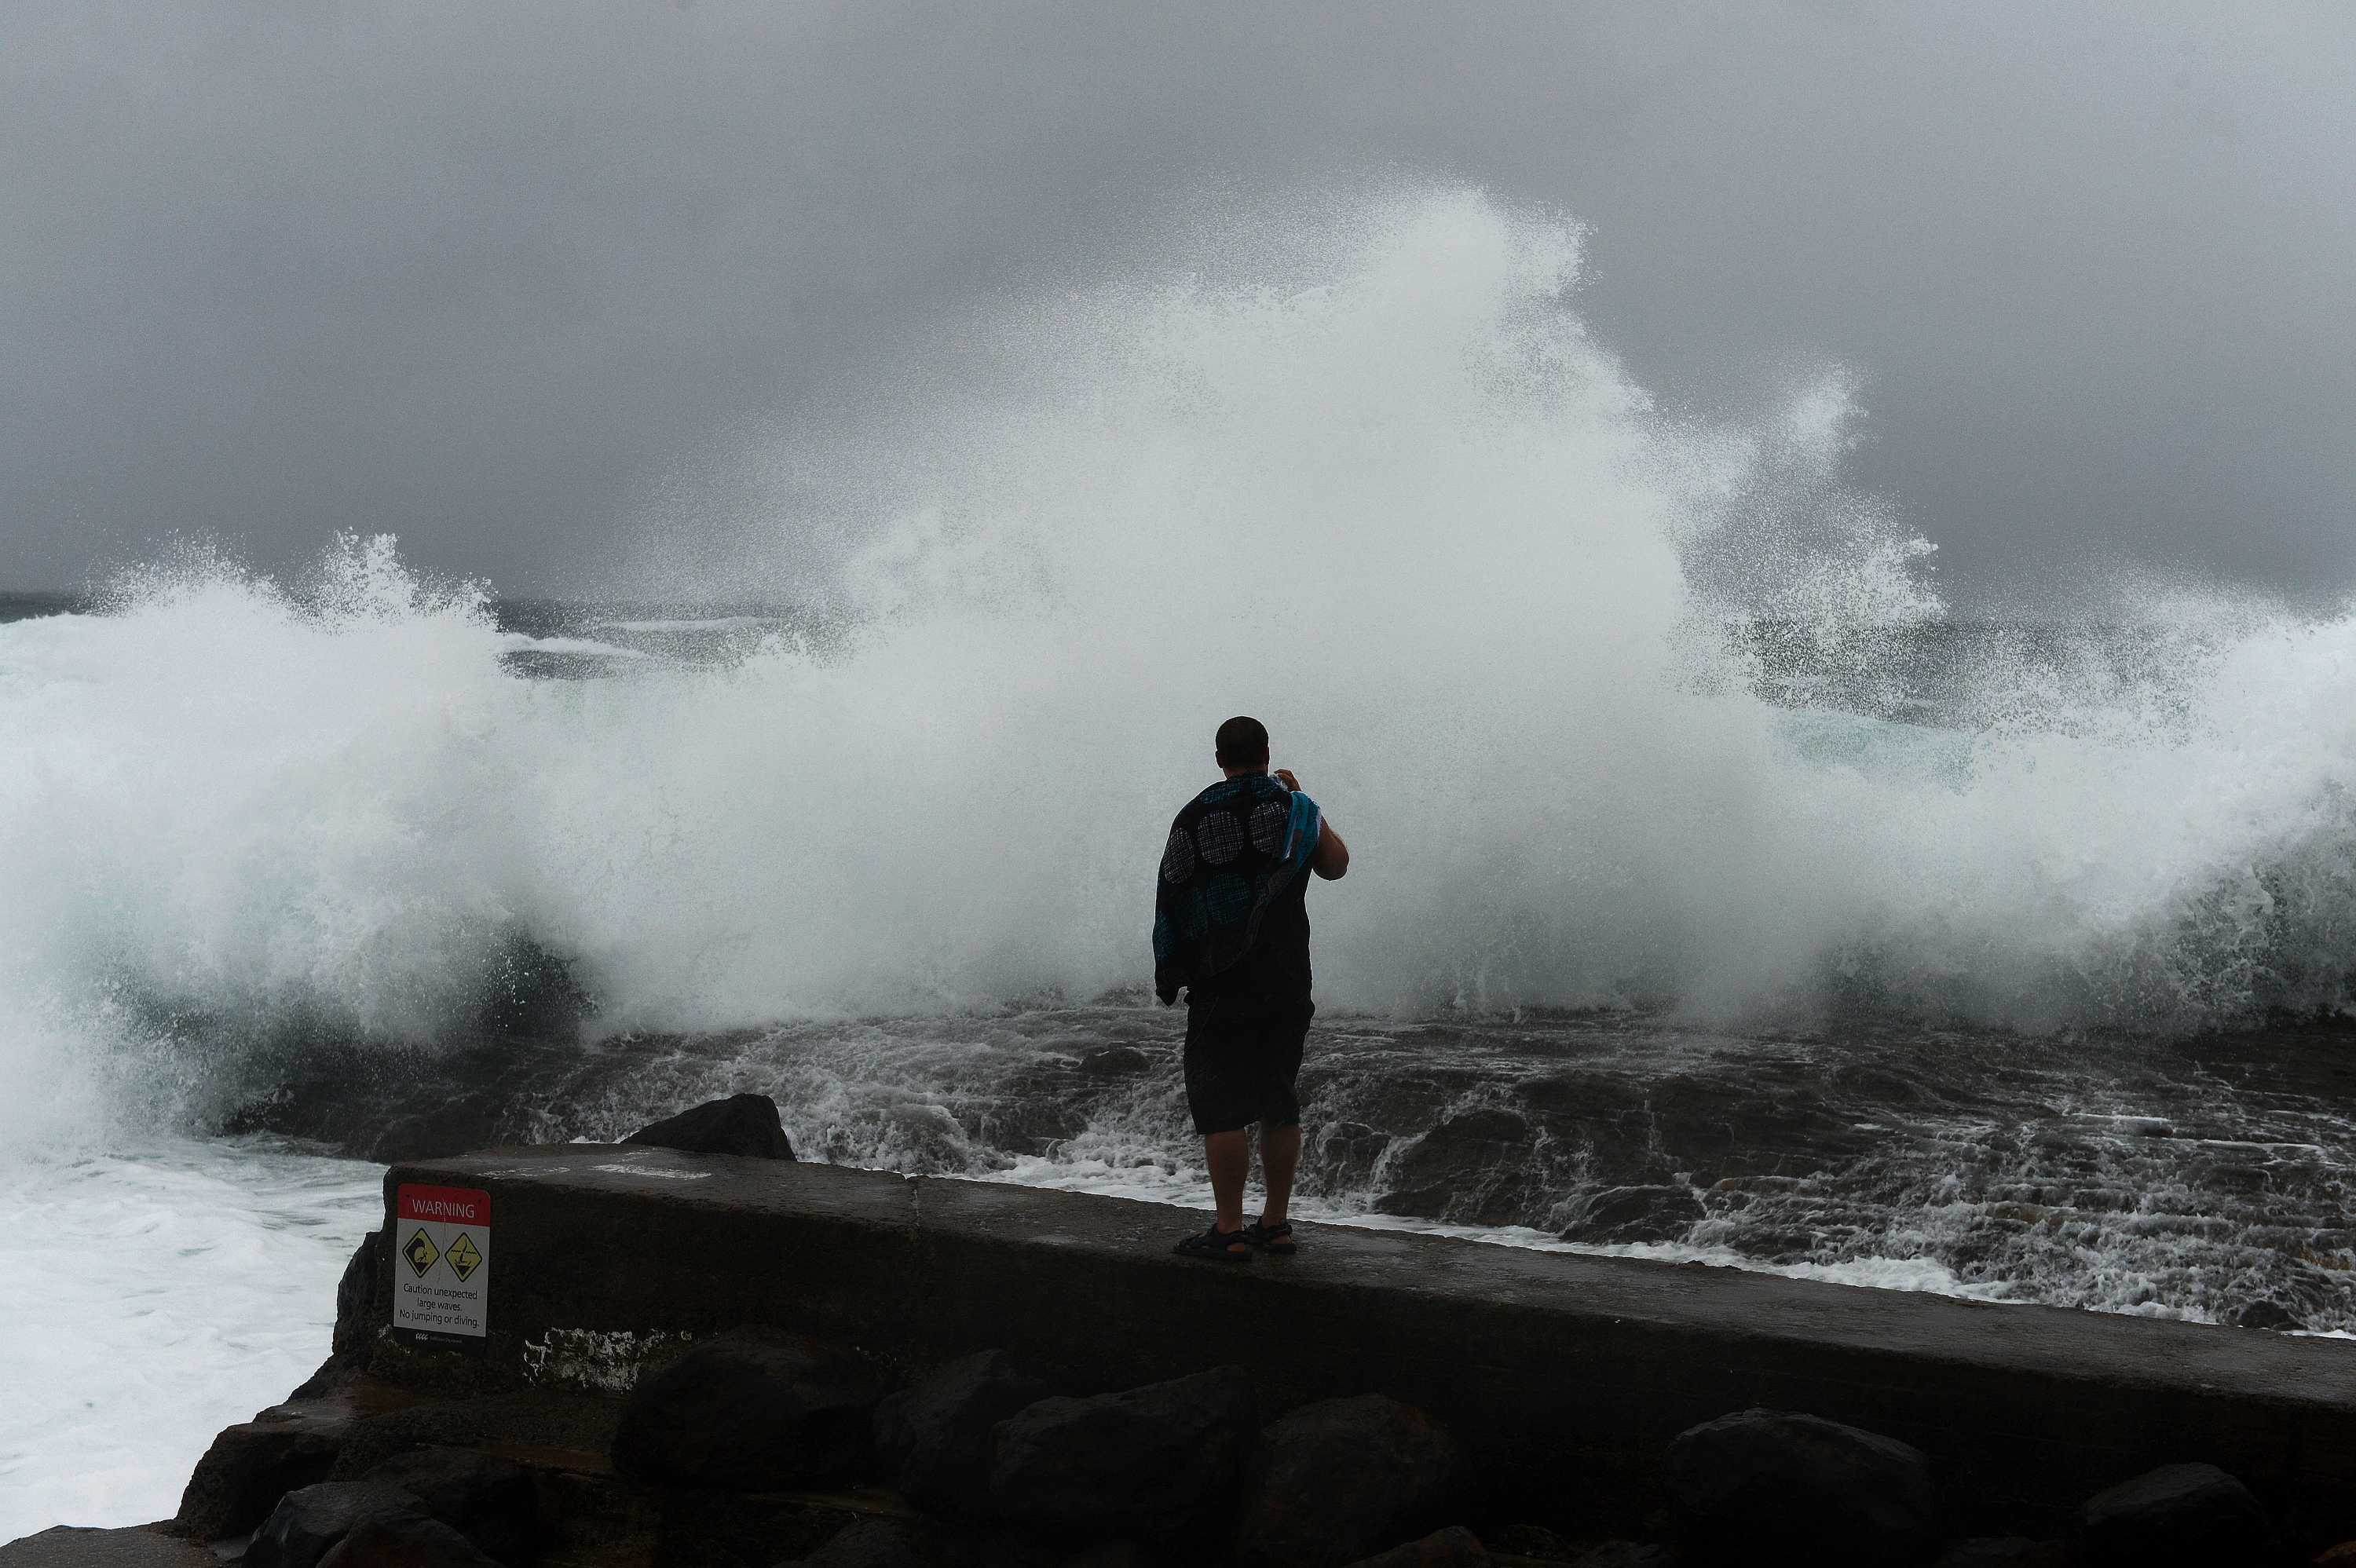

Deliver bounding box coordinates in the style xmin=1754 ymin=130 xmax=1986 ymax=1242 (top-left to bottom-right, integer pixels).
xmin=1311 ymin=819 xmax=1349 ymax=880
xmin=1275 ymin=769 xmax=1350 ymax=880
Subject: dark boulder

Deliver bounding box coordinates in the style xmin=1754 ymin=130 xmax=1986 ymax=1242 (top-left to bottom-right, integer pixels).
xmin=358 ymin=1448 xmax=536 ymax=1563
xmin=1343 ymin=1527 xmax=1489 ymax=1567
xmin=1058 ymin=1544 xmax=1151 ymax=1568
xmin=1566 ymin=1545 xmax=1672 ymax=1568
xmin=649 ymin=1489 xmax=862 ymax=1566
xmin=248 ymin=1483 xmax=428 ymax=1568
xmin=624 ymin=1093 xmax=796 ymax=1159
xmin=1480 ymin=1524 xmax=1572 ymax=1560
xmin=1558 ymin=1186 xmax=1703 ymax=1245
xmin=612 ymin=1329 xmax=882 ymax=1489
xmin=2226 ymin=1298 xmax=2301 ymax=1331
xmin=1373 ymin=1110 xmax=1535 ymax=1226
xmin=314 ymin=1515 xmax=502 ymax=1568
xmin=333 ymin=1232 xmax=384 ymax=1364
xmin=989 ymin=1366 xmax=1257 ymax=1537
xmin=176 ymin=1416 xmax=344 ymax=1539
xmin=1077 ymin=1046 xmax=1154 ymax=1077
xmin=1311 ymin=1122 xmax=1391 ymax=1194
xmin=327 ymin=1409 xmax=504 ymax=1481
xmin=873 ymin=1350 xmax=1049 ymax=1515
xmin=361 ymin=1102 xmax=513 ymax=1164
xmin=2076 ymin=1462 xmax=2266 ymax=1567
xmin=1662 ymin=1409 xmax=1939 ymax=1568
xmin=1242 ymin=1394 xmax=1465 ymax=1567
xmin=1932 ymin=1541 xmax=2066 ymax=1567
xmin=783 ymin=1519 xmax=949 ymax=1568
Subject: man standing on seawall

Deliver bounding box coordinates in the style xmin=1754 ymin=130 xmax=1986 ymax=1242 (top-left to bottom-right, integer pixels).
xmin=1155 ymin=715 xmax=1351 ymax=1260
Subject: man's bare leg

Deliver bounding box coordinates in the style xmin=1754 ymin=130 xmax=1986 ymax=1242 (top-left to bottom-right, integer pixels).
xmin=1258 ymin=1121 xmax=1301 ymax=1226
xmin=1205 ymin=1129 xmax=1252 ymax=1248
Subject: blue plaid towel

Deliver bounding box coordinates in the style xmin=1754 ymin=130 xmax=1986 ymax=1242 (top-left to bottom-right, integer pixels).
xmin=1152 ymin=773 xmax=1321 ymax=1006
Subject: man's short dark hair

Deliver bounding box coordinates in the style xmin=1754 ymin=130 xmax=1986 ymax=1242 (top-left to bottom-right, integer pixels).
xmin=1215 ymin=715 xmax=1270 ymax=769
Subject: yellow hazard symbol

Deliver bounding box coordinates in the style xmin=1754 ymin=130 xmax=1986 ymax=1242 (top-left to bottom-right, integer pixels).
xmin=402 ymin=1228 xmax=441 ymax=1277
xmin=444 ymin=1231 xmax=483 ymax=1282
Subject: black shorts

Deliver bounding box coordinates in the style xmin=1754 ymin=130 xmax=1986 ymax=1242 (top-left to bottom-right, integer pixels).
xmin=1182 ymin=998 xmax=1311 ymax=1135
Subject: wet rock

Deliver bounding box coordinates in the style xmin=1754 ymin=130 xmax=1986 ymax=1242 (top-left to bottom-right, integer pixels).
xmin=785 ymin=1518 xmax=949 ymax=1568
xmin=1662 ymin=1408 xmax=1939 ymax=1568
xmin=176 ymin=1416 xmax=346 ymax=1540
xmin=612 ymin=1330 xmax=883 ymax=1489
xmin=1558 ymin=1185 xmax=1704 ymax=1245
xmin=314 ymin=1515 xmax=501 ymax=1568
xmin=2076 ymin=1462 xmax=2266 ymax=1566
xmin=1058 ymin=1543 xmax=1151 ymax=1568
xmin=221 ymin=1034 xmax=585 ymax=1162
xmin=1933 ymin=1540 xmax=2065 ymax=1566
xmin=1566 ymin=1544 xmax=1671 ymax=1568
xmin=624 ymin=1093 xmax=796 ymax=1159
xmin=1475 ymin=1523 xmax=1573 ymax=1561
xmin=328 ymin=1410 xmax=498 ymax=1481
xmin=471 ymin=935 xmax=594 ymax=1039
xmin=2228 ymin=1297 xmax=2301 ymax=1331
xmin=1374 ymin=1109 xmax=1536 ymax=1225
xmin=1310 ymin=1121 xmax=1391 ymax=1193
xmin=327 ymin=1398 xmax=617 ymax=1482
xmin=1831 ymin=1065 xmax=1930 ymax=1107
xmin=989 ymin=1366 xmax=1257 ymax=1537
xmin=357 ymin=1448 xmax=536 ymax=1563
xmin=1342 ymin=1526 xmax=1489 ymax=1567
xmin=651 ymin=1489 xmax=863 ymax=1566
xmin=1242 ymin=1394 xmax=1465 ymax=1568
xmin=529 ymin=1469 xmax=657 ymax=1559
xmin=370 ymin=1108 xmax=510 ymax=1164
xmin=332 ymin=1232 xmax=383 ymax=1364
xmin=248 ymin=1483 xmax=429 ymax=1568
xmin=873 ymin=1350 xmax=1049 ymax=1515
xmin=0 ymin=1527 xmax=217 ymax=1568
xmin=1077 ymin=1046 xmax=1154 ymax=1078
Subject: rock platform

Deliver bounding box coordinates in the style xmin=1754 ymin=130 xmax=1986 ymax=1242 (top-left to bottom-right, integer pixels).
xmin=357 ymin=1144 xmax=2356 ymax=1539
xmin=19 ymin=1128 xmax=2356 ymax=1565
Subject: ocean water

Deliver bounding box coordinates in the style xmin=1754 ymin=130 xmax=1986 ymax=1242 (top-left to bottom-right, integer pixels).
xmin=0 ymin=1139 xmax=378 ymax=1541
xmin=8 ymin=188 xmax=2356 ymax=1536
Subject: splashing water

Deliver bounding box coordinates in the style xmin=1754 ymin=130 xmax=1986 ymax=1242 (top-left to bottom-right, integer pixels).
xmin=9 ymin=181 xmax=2356 ymax=1537
xmin=7 ymin=190 xmax=2356 ymax=1130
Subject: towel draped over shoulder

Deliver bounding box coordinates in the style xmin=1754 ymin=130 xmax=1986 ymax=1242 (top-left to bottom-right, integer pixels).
xmin=1152 ymin=773 xmax=1321 ymax=1008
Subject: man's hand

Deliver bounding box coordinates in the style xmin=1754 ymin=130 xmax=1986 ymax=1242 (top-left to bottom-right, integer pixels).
xmin=1275 ymin=769 xmax=1347 ymax=876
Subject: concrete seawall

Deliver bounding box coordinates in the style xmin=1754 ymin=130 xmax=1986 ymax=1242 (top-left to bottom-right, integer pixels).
xmin=379 ymin=1146 xmax=2356 ymax=1537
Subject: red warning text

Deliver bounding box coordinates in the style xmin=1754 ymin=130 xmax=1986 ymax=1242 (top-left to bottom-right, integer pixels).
xmin=397 ymin=1184 xmax=491 ymax=1225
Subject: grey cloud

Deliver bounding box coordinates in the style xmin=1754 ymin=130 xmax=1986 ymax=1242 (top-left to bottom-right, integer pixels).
xmin=2 ymin=2 xmax=2350 ymax=602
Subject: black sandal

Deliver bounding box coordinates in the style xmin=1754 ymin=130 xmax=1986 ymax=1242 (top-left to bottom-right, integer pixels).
xmin=1242 ymin=1219 xmax=1297 ymax=1256
xmin=1173 ymin=1223 xmax=1253 ymax=1262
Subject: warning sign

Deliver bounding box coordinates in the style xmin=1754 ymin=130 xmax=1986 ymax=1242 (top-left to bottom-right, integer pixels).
xmin=392 ymin=1184 xmax=491 ymax=1354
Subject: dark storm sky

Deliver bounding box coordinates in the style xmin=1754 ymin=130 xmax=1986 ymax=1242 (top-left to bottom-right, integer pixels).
xmin=4 ymin=2 xmax=2351 ymax=603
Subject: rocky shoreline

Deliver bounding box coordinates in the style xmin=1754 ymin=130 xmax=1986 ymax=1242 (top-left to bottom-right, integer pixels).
xmin=10 ymin=1095 xmax=2356 ymax=1568
xmin=207 ymin=1003 xmax=2356 ymax=1336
